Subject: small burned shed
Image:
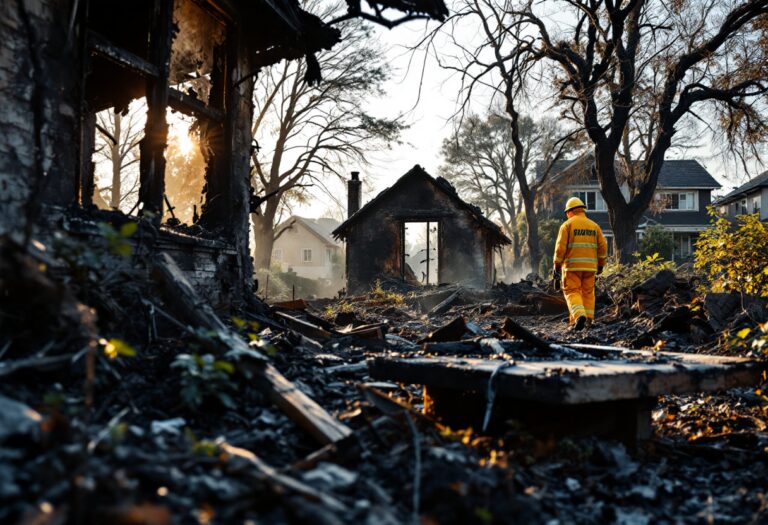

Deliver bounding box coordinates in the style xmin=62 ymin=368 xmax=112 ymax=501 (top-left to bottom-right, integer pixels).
xmin=333 ymin=165 xmax=510 ymax=294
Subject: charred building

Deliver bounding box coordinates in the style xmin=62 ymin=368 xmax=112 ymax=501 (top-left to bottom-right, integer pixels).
xmin=333 ymin=165 xmax=511 ymax=294
xmin=0 ymin=0 xmax=447 ymax=306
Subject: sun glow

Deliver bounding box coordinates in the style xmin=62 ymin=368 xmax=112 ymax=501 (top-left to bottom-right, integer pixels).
xmin=177 ymin=131 xmax=195 ymax=156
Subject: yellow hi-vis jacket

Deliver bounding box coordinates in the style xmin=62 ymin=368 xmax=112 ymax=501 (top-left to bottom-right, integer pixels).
xmin=553 ymin=210 xmax=608 ymax=272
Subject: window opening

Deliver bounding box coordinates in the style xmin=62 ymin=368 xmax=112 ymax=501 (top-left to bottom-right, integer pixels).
xmin=164 ymin=109 xmax=208 ymax=224
xmin=572 ymin=190 xmax=606 ymax=211
xmin=403 ymin=221 xmax=439 ymax=285
xmin=170 ymin=0 xmax=226 ymax=106
xmin=92 ymin=100 xmax=146 ymax=214
xmin=302 ymin=249 xmax=313 ymax=262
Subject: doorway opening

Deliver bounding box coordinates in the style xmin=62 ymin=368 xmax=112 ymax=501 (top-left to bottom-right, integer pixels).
xmin=402 ymin=221 xmax=440 ymax=285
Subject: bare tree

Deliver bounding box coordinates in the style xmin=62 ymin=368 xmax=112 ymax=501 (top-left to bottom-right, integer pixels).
xmin=250 ymin=1 xmax=405 ymax=270
xmin=505 ymin=0 xmax=768 ymax=261
xmin=418 ymin=0 xmax=579 ymax=273
xmin=94 ymin=107 xmax=143 ymax=211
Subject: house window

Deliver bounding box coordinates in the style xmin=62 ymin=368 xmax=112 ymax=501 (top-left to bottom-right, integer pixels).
xmin=273 ymin=248 xmax=283 ymax=261
xmin=740 ymin=199 xmax=748 ymax=215
xmin=326 ymin=248 xmax=333 ymax=264
xmin=659 ymin=191 xmax=696 ymax=211
xmin=572 ymin=190 xmax=606 ymax=211
xmin=751 ymin=195 xmax=761 ymax=214
xmin=302 ymin=249 xmax=312 ymax=262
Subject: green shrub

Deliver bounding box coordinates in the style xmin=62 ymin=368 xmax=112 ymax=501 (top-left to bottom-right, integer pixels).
xmin=537 ymin=218 xmax=562 ymax=276
xmin=639 ymin=224 xmax=674 ymax=260
xmin=171 ymin=353 xmax=236 ymax=410
xmin=694 ymin=211 xmax=768 ymax=297
xmin=601 ymin=252 xmax=675 ymax=294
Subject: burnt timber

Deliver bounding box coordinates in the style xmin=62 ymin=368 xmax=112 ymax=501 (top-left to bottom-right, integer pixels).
xmin=369 ymin=353 xmax=766 ymax=443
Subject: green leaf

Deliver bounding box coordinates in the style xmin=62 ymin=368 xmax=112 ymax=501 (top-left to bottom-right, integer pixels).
xmin=119 ymin=222 xmax=138 ymax=237
xmin=112 ymin=243 xmax=133 ymax=257
xmin=231 ymin=316 xmax=246 ymax=329
xmin=213 ymin=360 xmax=235 ymax=374
xmin=102 ymin=338 xmax=136 ymax=359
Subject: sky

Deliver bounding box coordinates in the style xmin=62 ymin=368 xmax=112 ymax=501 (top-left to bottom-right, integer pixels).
xmin=284 ymin=7 xmax=767 ymax=221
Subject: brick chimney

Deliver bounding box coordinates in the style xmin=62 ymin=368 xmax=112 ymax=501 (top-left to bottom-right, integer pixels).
xmin=347 ymin=171 xmax=362 ymax=218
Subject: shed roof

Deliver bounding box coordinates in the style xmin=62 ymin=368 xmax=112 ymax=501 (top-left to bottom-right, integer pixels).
xmin=333 ymin=165 xmax=511 ymax=245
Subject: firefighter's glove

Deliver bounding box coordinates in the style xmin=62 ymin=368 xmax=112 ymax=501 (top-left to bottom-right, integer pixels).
xmin=551 ymin=266 xmax=562 ymax=291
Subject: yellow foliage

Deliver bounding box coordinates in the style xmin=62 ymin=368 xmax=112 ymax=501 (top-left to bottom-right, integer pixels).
xmin=694 ymin=211 xmax=768 ymax=297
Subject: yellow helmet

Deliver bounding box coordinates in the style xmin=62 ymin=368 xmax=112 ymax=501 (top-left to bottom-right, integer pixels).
xmin=565 ymin=196 xmax=586 ymax=213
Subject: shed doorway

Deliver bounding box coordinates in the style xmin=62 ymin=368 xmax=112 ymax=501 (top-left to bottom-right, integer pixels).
xmin=402 ymin=221 xmax=440 ymax=284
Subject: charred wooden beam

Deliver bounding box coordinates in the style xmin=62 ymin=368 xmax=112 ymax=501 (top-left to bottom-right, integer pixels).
xmin=368 ymin=355 xmax=765 ymax=405
xmin=152 ymin=253 xmax=351 ymax=445
xmin=79 ymin=111 xmax=96 ymax=207
xmin=87 ymin=31 xmax=159 ymax=78
xmin=168 ymin=88 xmax=224 ymax=122
xmin=138 ymin=0 xmax=173 ymax=218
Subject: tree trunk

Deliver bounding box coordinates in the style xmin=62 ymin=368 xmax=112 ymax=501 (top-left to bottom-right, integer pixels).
xmin=612 ymin=214 xmax=640 ymax=263
xmin=521 ymin=192 xmax=540 ymax=274
xmin=110 ymin=112 xmax=122 ymax=209
xmin=594 ymin=147 xmax=641 ymax=263
xmin=252 ymin=212 xmax=275 ymax=271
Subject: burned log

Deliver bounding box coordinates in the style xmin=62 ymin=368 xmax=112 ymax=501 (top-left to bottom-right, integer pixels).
xmin=152 ymin=253 xmax=351 ymax=445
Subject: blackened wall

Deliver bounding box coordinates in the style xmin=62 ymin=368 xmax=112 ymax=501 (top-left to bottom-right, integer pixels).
xmin=0 ymin=0 xmax=80 ymax=236
xmin=344 ymin=173 xmax=493 ymax=294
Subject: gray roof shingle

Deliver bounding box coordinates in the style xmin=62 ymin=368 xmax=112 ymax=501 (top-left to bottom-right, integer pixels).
xmin=716 ymin=170 xmax=768 ymax=204
xmin=537 ymin=157 xmax=721 ymax=189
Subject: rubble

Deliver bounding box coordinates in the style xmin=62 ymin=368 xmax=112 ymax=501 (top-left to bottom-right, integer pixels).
xmin=1 ymin=234 xmax=767 ymax=524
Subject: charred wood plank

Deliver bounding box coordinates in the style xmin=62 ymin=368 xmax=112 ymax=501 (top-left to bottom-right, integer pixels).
xmin=368 ymin=355 xmax=765 ymax=405
xmin=428 ymin=289 xmax=460 ymax=316
xmin=87 ymin=30 xmax=159 ymax=77
xmin=138 ymin=0 xmax=173 ymax=217
xmin=257 ymin=364 xmax=353 ymax=445
xmin=220 ymin=442 xmax=348 ymax=513
xmin=274 ymin=311 xmax=334 ymax=340
xmin=152 ymin=253 xmax=352 ymax=444
xmin=168 ymin=88 xmax=224 ymax=122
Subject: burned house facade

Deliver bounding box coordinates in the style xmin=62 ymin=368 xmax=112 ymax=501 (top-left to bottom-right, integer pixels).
xmin=1 ymin=0 xmax=447 ymax=305
xmin=333 ymin=166 xmax=511 ymax=294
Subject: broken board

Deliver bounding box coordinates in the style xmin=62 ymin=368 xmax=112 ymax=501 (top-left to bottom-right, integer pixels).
xmin=368 ymin=354 xmax=764 ymax=405
xmin=368 ymin=354 xmax=765 ymax=444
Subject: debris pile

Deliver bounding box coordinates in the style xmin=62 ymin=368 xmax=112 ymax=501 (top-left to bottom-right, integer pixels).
xmin=1 ymin=235 xmax=767 ymax=524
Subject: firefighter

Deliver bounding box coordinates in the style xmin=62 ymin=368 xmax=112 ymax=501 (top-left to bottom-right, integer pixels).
xmin=552 ymin=197 xmax=608 ymax=330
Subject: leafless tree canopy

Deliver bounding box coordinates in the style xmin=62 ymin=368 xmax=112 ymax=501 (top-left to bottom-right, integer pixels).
xmin=421 ymin=0 xmax=768 ymax=261
xmin=250 ymin=0 xmax=407 ymax=270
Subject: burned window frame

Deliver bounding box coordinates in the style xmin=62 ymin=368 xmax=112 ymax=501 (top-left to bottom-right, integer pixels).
xmin=79 ymin=0 xmax=231 ymax=227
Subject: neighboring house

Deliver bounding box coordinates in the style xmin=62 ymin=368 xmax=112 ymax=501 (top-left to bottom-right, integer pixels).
xmin=272 ymin=217 xmax=343 ymax=281
xmin=538 ymin=157 xmax=721 ymax=261
xmin=714 ymin=170 xmax=768 ymax=221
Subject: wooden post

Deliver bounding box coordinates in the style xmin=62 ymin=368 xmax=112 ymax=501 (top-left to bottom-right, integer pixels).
xmin=79 ymin=111 xmax=96 ymax=207
xmin=138 ymin=0 xmax=173 ymax=218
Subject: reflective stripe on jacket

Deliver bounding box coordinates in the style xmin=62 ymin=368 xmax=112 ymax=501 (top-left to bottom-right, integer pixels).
xmin=553 ymin=210 xmax=608 ymax=272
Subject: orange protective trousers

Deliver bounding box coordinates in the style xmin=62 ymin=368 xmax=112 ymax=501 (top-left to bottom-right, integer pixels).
xmin=562 ymin=270 xmax=595 ymax=324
